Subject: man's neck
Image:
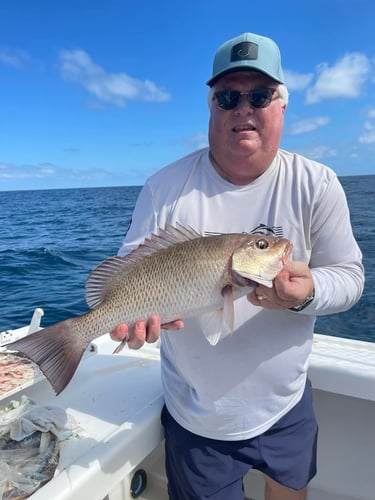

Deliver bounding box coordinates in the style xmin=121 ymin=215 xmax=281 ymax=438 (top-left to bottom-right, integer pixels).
xmin=209 ymin=150 xmax=274 ymax=185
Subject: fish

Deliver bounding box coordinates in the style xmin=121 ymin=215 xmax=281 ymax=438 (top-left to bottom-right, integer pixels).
xmin=5 ymin=224 xmax=292 ymax=395
xmin=0 ymin=430 xmax=59 ymax=499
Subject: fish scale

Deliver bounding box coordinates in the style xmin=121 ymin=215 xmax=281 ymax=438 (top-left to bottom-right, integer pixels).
xmin=5 ymin=225 xmax=291 ymax=395
xmin=88 ymin=236 xmax=229 ymax=327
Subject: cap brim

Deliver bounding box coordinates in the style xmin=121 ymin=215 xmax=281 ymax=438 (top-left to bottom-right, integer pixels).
xmin=206 ymin=67 xmax=284 ymax=87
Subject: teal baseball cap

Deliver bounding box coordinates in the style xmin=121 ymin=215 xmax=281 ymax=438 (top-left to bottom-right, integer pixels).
xmin=206 ymin=32 xmax=284 ymax=86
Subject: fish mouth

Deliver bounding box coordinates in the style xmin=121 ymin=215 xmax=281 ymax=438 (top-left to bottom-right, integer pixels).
xmin=230 ymin=271 xmax=257 ymax=289
xmin=282 ymin=242 xmax=293 ymax=265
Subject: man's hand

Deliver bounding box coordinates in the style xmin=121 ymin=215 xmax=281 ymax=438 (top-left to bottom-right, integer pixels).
xmin=247 ymin=261 xmax=314 ymax=310
xmin=110 ymin=314 xmax=184 ymax=350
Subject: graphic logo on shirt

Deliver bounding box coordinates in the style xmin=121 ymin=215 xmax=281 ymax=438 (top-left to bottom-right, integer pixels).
xmin=250 ymin=223 xmax=284 ymax=237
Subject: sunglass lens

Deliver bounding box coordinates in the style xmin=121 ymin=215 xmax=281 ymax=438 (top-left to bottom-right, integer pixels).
xmin=215 ymin=91 xmax=240 ymax=110
xmin=250 ymin=89 xmax=274 ymax=108
xmin=214 ymin=88 xmax=276 ymax=110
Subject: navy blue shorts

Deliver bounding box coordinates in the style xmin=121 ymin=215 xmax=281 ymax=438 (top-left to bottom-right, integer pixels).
xmin=161 ymin=380 xmax=318 ymax=499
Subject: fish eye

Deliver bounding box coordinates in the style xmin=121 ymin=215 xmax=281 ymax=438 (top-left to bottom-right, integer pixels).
xmin=256 ymin=239 xmax=269 ymax=250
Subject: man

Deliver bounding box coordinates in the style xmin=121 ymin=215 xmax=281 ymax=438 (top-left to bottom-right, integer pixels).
xmin=112 ymin=32 xmax=364 ymax=499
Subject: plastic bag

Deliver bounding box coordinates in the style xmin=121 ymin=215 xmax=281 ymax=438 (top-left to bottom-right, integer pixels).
xmin=0 ymin=397 xmax=79 ymax=499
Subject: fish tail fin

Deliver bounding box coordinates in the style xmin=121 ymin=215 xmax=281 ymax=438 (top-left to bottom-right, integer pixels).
xmin=6 ymin=319 xmax=86 ymax=395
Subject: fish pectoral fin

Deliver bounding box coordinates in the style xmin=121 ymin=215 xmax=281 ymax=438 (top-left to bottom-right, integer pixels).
xmin=198 ymin=310 xmax=232 ymax=346
xmin=198 ymin=286 xmax=235 ymax=345
xmin=222 ymin=284 xmax=234 ymax=332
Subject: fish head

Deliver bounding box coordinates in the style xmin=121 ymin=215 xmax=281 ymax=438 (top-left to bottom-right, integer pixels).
xmin=231 ymin=235 xmax=292 ymax=288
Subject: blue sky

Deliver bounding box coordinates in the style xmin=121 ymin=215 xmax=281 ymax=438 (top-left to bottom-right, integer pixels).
xmin=0 ymin=0 xmax=374 ymax=191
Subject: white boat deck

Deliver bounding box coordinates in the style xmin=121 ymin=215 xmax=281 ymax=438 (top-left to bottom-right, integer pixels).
xmin=5 ymin=338 xmax=165 ymax=500
xmin=310 ymin=333 xmax=375 ymax=401
xmin=1 ymin=324 xmax=374 ymax=500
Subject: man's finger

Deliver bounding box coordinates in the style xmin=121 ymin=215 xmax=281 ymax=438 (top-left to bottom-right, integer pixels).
xmin=110 ymin=322 xmax=129 ymax=341
xmin=127 ymin=320 xmax=146 ymax=350
xmin=146 ymin=314 xmax=162 ymax=343
xmin=161 ymin=319 xmax=185 ymax=330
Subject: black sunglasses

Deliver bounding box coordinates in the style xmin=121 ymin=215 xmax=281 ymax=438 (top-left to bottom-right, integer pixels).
xmin=213 ymin=87 xmax=278 ymax=110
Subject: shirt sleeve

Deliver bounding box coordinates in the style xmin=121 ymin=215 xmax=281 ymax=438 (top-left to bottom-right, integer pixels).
xmin=307 ymin=175 xmax=364 ymax=315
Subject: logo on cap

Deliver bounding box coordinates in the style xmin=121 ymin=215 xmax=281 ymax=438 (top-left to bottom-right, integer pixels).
xmin=231 ymin=42 xmax=258 ymax=62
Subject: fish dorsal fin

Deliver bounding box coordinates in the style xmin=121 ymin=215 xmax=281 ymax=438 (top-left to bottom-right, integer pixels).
xmin=133 ymin=223 xmax=201 ymax=256
xmin=86 ymin=256 xmax=126 ymax=309
xmin=85 ymin=223 xmax=202 ymax=309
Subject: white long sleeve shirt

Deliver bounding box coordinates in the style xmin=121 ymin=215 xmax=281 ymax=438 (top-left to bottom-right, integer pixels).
xmin=118 ymin=148 xmax=364 ymax=440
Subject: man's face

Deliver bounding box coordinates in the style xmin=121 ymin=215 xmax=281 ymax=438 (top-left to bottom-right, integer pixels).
xmin=208 ymin=71 xmax=286 ymax=169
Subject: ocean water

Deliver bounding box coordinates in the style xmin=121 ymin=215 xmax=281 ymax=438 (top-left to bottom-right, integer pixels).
xmin=0 ymin=176 xmax=374 ymax=342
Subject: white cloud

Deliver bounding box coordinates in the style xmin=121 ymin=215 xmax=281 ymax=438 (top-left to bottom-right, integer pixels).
xmin=0 ymin=47 xmax=29 ymax=68
xmin=289 ymin=116 xmax=330 ymax=135
xmin=0 ymin=161 xmax=128 ymax=190
xmin=283 ymin=69 xmax=313 ymax=91
xmin=59 ymin=49 xmax=171 ymax=107
xmin=182 ymin=132 xmax=208 ymax=150
xmin=0 ymin=162 xmax=61 ymax=180
xmin=358 ymin=109 xmax=375 ymax=144
xmin=302 ymin=145 xmax=337 ymax=161
xmin=306 ymin=52 xmax=370 ymax=104
xmin=359 ymin=121 xmax=375 ymax=144
xmin=0 ymin=162 xmax=110 ymax=181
